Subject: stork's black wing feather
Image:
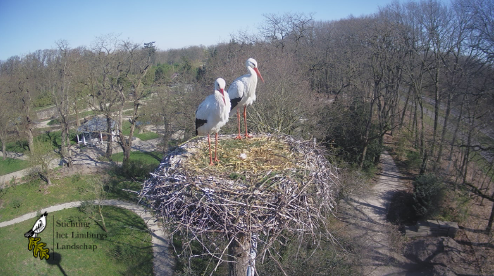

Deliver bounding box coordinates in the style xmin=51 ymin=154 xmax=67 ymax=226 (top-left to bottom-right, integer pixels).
xmin=230 ymin=97 xmax=242 ymax=111
xmin=195 ymin=118 xmax=207 ymax=135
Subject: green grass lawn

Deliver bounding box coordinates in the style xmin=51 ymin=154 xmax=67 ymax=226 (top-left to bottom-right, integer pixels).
xmin=0 ymin=206 xmax=153 ymax=276
xmin=0 ymin=158 xmax=30 ymax=176
xmin=110 ymin=151 xmax=162 ymax=166
xmin=121 ymin=120 xmax=160 ymax=141
xmin=135 ymin=131 xmax=160 ymax=141
xmin=0 ymin=174 xmax=143 ymax=222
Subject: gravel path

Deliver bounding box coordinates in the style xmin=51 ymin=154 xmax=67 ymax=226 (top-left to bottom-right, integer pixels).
xmin=339 ymin=151 xmax=413 ymax=275
xmin=0 ymin=199 xmax=173 ymax=276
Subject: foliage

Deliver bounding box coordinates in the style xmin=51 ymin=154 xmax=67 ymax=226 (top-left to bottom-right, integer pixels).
xmin=37 ymin=130 xmax=77 ymax=149
xmin=110 ymin=158 xmax=159 ymax=181
xmin=32 ymin=91 xmax=53 ymax=108
xmin=256 ymin=231 xmax=358 ymax=276
xmin=5 ymin=140 xmax=29 ymax=153
xmin=437 ymin=189 xmax=471 ymax=223
xmin=405 ymin=150 xmax=422 ymax=171
xmin=28 ymin=138 xmax=57 ymax=184
xmin=46 ymin=118 xmax=60 ymax=125
xmin=111 ymin=150 xmax=161 ymax=162
xmin=412 ymin=174 xmax=445 ymax=219
xmin=154 ymin=63 xmax=177 ymax=84
xmin=336 ymin=168 xmax=371 ymax=200
xmin=320 ymin=102 xmax=383 ymax=171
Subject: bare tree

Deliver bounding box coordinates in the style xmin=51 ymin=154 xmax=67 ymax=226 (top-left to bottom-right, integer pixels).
xmin=28 ymin=138 xmax=57 ymax=185
xmin=87 ymin=34 xmax=125 ymax=160
xmin=114 ymin=41 xmax=151 ymax=166
xmin=4 ymin=55 xmax=40 ymax=155
xmin=0 ymin=79 xmax=16 ymax=160
xmin=47 ymin=41 xmax=80 ymax=167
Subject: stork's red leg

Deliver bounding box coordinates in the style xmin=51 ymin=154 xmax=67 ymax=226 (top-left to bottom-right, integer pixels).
xmin=235 ymin=109 xmax=242 ymax=140
xmin=214 ymin=133 xmax=220 ymax=163
xmin=208 ymin=134 xmax=214 ymax=166
xmin=243 ymin=106 xmax=252 ymax=138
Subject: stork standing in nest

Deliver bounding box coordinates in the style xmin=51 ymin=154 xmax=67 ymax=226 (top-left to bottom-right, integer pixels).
xmin=196 ymin=78 xmax=231 ymax=165
xmin=228 ymin=58 xmax=264 ymax=139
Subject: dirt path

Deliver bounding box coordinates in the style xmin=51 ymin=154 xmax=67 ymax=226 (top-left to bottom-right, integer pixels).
xmin=0 ymin=200 xmax=173 ymax=276
xmin=339 ymin=151 xmax=414 ymax=275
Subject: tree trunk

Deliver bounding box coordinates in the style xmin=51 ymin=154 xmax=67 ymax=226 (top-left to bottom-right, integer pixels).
xmin=435 ymin=92 xmax=452 ymax=170
xmin=74 ymin=102 xmax=81 ymax=127
xmin=39 ymin=171 xmax=52 ymax=186
xmin=400 ymin=86 xmax=412 ymax=129
xmin=1 ymin=137 xmax=6 ymax=160
xmin=26 ymin=126 xmax=34 ymax=155
xmin=228 ymin=233 xmax=251 ymax=276
xmin=60 ymin=120 xmax=72 ymax=167
xmin=360 ymin=92 xmax=376 ymax=169
xmin=487 ymin=201 xmax=494 ymax=233
xmin=98 ymin=204 xmax=108 ymax=232
xmin=117 ymin=107 xmax=131 ymax=167
xmin=105 ymin=116 xmax=113 ymax=160
xmin=429 ymin=63 xmax=440 ymax=167
xmin=418 ymin=97 xmax=427 ymax=173
xmin=448 ymin=98 xmax=464 ymax=162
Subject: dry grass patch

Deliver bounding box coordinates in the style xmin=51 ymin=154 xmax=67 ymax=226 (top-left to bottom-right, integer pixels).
xmin=184 ymin=134 xmax=301 ymax=179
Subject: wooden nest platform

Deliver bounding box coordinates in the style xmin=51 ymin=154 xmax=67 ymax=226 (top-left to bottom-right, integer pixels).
xmin=139 ymin=133 xmax=339 ymax=264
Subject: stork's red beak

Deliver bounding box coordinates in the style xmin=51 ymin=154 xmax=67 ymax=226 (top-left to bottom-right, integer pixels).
xmin=220 ymin=88 xmax=226 ymax=104
xmin=254 ymin=68 xmax=264 ymax=83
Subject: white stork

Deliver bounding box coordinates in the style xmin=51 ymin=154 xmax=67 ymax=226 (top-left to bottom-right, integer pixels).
xmin=24 ymin=211 xmax=48 ymax=238
xmin=196 ymin=78 xmax=231 ymax=165
xmin=228 ymin=58 xmax=264 ymax=139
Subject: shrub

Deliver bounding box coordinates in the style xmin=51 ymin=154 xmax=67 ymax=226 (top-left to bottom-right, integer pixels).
xmin=11 ymin=198 xmax=23 ymax=209
xmin=405 ymin=150 xmax=422 ymax=170
xmin=32 ymin=92 xmax=53 ymax=107
xmin=320 ymin=101 xmax=383 ymax=172
xmin=412 ymin=174 xmax=444 ymax=219
xmin=47 ymin=118 xmax=60 ymax=125
xmin=112 ymin=160 xmax=155 ymax=180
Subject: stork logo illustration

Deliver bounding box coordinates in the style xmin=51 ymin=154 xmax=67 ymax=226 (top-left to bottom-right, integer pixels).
xmin=24 ymin=211 xmax=50 ymax=260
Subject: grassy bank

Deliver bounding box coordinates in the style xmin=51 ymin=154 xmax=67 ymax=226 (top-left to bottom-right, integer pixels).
xmin=0 ymin=174 xmax=143 ymax=222
xmin=0 ymin=158 xmax=30 ymax=176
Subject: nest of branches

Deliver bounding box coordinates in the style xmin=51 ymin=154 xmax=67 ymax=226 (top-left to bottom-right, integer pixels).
xmin=139 ymin=133 xmax=339 ymax=269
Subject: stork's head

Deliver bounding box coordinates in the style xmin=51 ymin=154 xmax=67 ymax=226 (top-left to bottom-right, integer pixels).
xmin=215 ymin=78 xmax=227 ymax=104
xmin=246 ymin=58 xmax=264 ymax=83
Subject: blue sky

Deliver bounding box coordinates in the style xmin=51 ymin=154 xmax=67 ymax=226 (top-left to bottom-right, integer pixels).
xmin=1 ymin=0 xmax=411 ymax=61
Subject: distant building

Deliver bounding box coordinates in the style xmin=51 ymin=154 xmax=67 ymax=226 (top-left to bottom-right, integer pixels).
xmin=76 ymin=117 xmax=118 ymax=146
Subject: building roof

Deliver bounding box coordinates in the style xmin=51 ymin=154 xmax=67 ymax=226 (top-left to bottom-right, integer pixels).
xmin=77 ymin=117 xmax=117 ymax=133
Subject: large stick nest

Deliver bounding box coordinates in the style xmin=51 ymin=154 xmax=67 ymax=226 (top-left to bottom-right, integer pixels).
xmin=139 ymin=133 xmax=339 ymax=258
